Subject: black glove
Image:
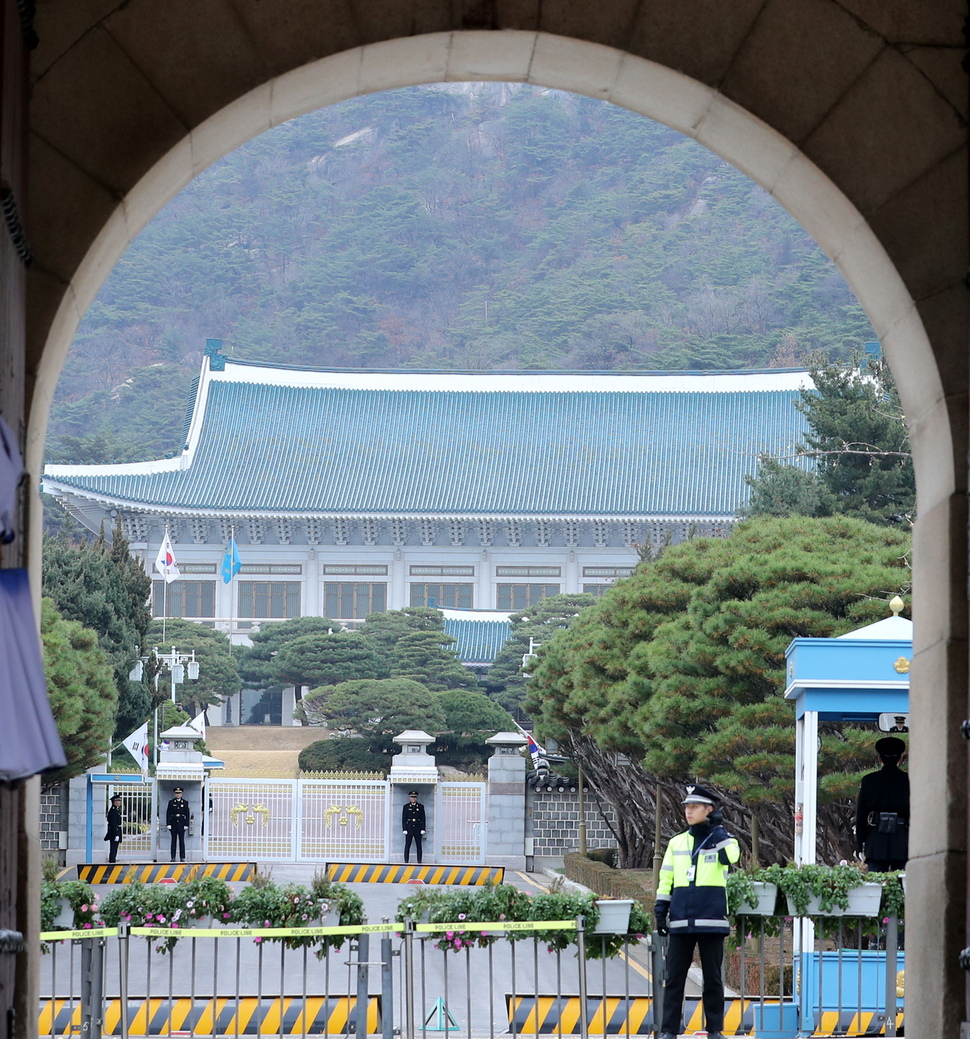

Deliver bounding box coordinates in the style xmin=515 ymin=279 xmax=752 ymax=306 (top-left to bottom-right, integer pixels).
xmin=654 ymin=904 xmax=669 ymax=937
xmin=709 ymin=808 xmax=724 ymax=826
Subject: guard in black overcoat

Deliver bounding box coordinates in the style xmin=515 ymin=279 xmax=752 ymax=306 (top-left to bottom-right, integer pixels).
xmin=166 ymin=787 xmax=191 ymax=862
xmin=856 ymin=736 xmax=909 ymax=871
xmin=105 ymin=794 xmax=123 ymax=863
xmin=402 ymin=790 xmax=427 ymax=863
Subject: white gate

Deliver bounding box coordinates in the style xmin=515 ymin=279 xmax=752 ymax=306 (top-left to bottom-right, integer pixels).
xmin=107 ymin=784 xmax=154 ymax=857
xmin=206 ymin=777 xmax=394 ymax=862
xmin=299 ymin=779 xmax=390 ymax=862
xmin=436 ymin=782 xmax=486 ymax=864
xmin=206 ymin=778 xmax=297 ymax=860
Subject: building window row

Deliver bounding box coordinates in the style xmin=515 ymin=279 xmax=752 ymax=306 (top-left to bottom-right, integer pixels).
xmin=155 ymin=578 xmax=578 ymax=620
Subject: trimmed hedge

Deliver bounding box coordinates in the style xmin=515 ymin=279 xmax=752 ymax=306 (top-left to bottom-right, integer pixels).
xmin=563 ymin=853 xmax=656 ymax=915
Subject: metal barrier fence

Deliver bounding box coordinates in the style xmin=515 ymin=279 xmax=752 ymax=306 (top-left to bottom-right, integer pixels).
xmin=730 ymin=910 xmax=902 ymax=1038
xmin=40 ymin=920 xmax=654 ymax=1039
xmin=40 ymin=914 xmax=900 ymax=1036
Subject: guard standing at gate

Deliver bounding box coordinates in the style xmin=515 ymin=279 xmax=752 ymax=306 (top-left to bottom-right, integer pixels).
xmin=654 ymin=784 xmax=740 ymax=1039
xmin=856 ymin=735 xmax=909 ymax=871
xmin=402 ymin=790 xmax=426 ymax=863
xmin=166 ymin=786 xmax=190 ymax=862
xmin=105 ymin=793 xmax=123 ymax=863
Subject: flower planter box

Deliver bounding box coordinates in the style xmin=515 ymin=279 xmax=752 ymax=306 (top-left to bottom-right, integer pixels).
xmin=787 ymin=882 xmax=883 ymax=918
xmin=591 ymin=899 xmax=633 ymax=934
xmin=53 ymin=899 xmax=74 ymax=929
xmin=743 ymin=882 xmax=779 ymax=916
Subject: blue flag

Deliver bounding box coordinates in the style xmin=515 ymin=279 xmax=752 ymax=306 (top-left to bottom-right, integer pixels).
xmin=221 ymin=537 xmax=241 ymax=584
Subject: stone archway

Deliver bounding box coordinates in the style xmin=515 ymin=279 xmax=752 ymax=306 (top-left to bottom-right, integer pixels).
xmin=19 ymin=16 xmax=968 ymax=1038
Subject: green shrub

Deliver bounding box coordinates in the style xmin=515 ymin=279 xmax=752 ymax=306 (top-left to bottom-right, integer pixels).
xmin=298 ymin=737 xmax=388 ymax=774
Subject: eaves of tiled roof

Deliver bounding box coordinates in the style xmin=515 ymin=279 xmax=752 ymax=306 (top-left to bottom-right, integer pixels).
xmin=43 ymin=360 xmax=810 ymax=520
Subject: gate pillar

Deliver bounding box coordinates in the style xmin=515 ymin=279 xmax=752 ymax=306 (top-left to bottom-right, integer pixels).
xmin=485 ymin=732 xmax=528 ymax=870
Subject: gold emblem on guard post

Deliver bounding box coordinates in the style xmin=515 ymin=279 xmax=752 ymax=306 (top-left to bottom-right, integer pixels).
xmin=231 ymin=803 xmax=270 ymax=827
xmin=325 ymin=804 xmax=363 ymax=829
xmin=893 ymin=657 xmax=910 ymax=674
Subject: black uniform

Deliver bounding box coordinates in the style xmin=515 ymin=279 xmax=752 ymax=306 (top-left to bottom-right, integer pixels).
xmin=105 ymin=802 xmax=123 ymax=863
xmin=856 ymin=762 xmax=909 ymax=870
xmin=402 ymin=798 xmax=427 ymax=863
xmin=166 ymin=795 xmax=191 ymax=861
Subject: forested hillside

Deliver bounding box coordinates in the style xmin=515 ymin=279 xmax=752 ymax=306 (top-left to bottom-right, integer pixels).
xmin=49 ymin=83 xmax=873 ymax=464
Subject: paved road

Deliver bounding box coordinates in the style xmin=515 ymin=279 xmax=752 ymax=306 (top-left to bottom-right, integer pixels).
xmin=42 ymin=866 xmax=658 ymax=1036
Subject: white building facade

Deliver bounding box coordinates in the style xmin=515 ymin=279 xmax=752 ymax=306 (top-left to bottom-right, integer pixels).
xmin=44 ymin=345 xmax=809 ymax=663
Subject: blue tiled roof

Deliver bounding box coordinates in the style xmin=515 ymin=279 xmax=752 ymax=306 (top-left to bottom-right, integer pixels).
xmin=444 ymin=615 xmax=513 ymax=665
xmin=44 ymin=362 xmax=809 ymax=519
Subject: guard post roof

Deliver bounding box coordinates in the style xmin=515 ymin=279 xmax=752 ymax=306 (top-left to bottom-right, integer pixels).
xmin=43 ymin=357 xmax=810 ymax=523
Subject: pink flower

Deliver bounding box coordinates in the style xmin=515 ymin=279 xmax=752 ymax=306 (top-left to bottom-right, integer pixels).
xmin=254 ymin=937 xmax=262 ymax=944
xmin=222 ymin=912 xmax=230 ymax=919
xmin=80 ymin=905 xmax=89 ymax=912
xmin=446 ymin=931 xmax=454 ymax=939
xmin=83 ymin=923 xmax=92 ymax=929
xmin=146 ymin=914 xmax=154 ymax=922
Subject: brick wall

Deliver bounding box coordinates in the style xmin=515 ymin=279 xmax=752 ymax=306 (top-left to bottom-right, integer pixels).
xmin=526 ymin=786 xmax=616 ymax=857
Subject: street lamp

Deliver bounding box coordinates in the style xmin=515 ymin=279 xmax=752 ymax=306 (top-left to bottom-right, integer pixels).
xmin=153 ymin=646 xmax=200 ymax=769
xmin=155 ymin=645 xmax=200 ymax=703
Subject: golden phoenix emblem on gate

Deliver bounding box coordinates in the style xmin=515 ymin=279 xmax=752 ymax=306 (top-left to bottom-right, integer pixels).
xmin=325 ymin=805 xmax=363 ymax=829
xmin=231 ymin=803 xmax=270 ymax=827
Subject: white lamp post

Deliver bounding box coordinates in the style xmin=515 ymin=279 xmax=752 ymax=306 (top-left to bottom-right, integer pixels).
xmin=153 ymin=646 xmax=200 ymax=770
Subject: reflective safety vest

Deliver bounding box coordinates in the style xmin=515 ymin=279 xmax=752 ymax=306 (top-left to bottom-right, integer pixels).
xmin=655 ymin=828 xmax=740 ymax=934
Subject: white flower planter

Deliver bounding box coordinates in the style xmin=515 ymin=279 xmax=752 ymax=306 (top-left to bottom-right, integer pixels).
xmin=787 ymin=882 xmax=883 ymax=918
xmin=591 ymin=899 xmax=633 ymax=934
xmin=743 ymin=882 xmax=779 ymax=916
xmin=53 ymin=898 xmax=74 ymax=929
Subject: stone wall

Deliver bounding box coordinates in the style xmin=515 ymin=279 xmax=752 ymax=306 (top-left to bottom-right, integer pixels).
xmin=39 ymin=784 xmax=66 ymax=856
xmin=527 ymin=786 xmax=616 ymax=861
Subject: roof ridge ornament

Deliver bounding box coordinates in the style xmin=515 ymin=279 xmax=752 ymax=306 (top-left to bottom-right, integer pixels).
xmin=889 ymin=595 xmax=905 ymax=616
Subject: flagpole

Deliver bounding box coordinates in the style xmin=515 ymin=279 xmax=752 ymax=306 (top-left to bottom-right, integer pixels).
xmin=161 ymin=524 xmax=169 ymax=644
xmin=228 ymin=526 xmax=235 ymax=658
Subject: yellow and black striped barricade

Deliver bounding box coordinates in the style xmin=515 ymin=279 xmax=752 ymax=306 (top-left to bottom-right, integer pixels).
xmin=325 ymin=862 xmax=503 ymax=885
xmin=76 ymin=862 xmax=256 ymax=884
xmin=507 ymin=996 xmax=778 ymax=1036
xmin=507 ymin=996 xmax=905 ymax=1036
xmin=811 ymin=1008 xmax=905 ymax=1036
xmin=39 ymin=995 xmax=382 ymax=1035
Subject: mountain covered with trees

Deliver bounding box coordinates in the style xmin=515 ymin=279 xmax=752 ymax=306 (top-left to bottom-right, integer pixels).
xmin=48 ymin=83 xmax=873 ymax=466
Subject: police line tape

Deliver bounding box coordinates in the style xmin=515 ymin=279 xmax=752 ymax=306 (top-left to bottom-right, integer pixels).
xmin=39 ymin=923 xmax=400 ymax=942
xmin=39 ymin=920 xmax=578 ymax=942
xmin=416 ymin=920 xmax=577 ymax=932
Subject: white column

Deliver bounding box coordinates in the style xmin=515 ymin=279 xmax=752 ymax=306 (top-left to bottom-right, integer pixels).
xmin=281 ymin=686 xmax=296 ymax=726
xmin=391 ymin=550 xmax=407 ymax=610
xmin=305 ymin=550 xmax=320 ymax=616
xmin=478 ymin=552 xmax=492 ymax=609
xmin=564 ymin=550 xmax=580 ymax=594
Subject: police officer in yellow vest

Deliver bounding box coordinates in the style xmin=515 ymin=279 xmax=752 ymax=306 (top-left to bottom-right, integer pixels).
xmin=654 ymin=784 xmax=740 ymax=1039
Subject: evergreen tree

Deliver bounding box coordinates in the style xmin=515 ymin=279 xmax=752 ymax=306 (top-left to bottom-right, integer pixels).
xmin=485 ymin=593 xmax=597 ymax=711
xmin=742 ymin=356 xmax=914 ymax=526
xmin=43 ymin=533 xmax=152 ymax=737
xmin=273 ymin=631 xmax=388 ymax=689
xmin=41 ymin=599 xmax=118 ymax=783
xmin=525 ymin=515 xmax=912 ymax=863
xmin=361 ymin=607 xmax=479 ymax=691
xmin=301 ymin=678 xmax=446 ymax=752
xmin=433 ymin=690 xmax=514 ymax=765
xmin=236 ymin=615 xmax=341 ymax=689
